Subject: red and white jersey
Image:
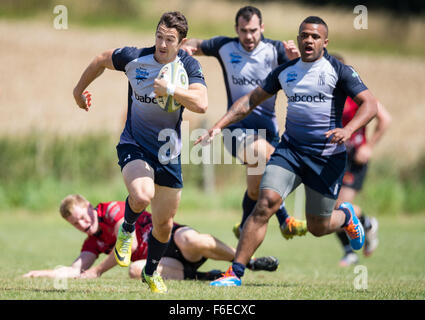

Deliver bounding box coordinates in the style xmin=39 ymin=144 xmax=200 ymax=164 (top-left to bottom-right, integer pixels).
xmin=80 ymin=201 xmax=175 ymax=261
xmin=342 ymin=96 xmax=367 ymax=151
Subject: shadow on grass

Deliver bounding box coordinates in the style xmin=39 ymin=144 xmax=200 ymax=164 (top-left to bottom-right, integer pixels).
xmin=244 ymin=282 xmax=297 ymax=288
xmin=2 ymin=286 xmax=142 ymax=294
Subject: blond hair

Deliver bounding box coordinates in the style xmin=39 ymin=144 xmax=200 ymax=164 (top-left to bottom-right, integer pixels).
xmin=59 ymin=194 xmax=90 ymax=219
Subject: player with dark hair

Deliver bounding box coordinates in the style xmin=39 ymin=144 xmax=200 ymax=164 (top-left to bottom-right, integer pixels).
xmin=182 ymin=6 xmax=307 ymax=241
xmin=73 ymin=11 xmax=208 ymax=293
xmin=23 ymin=195 xmax=279 ymax=280
xmin=332 ymin=54 xmax=391 ymax=267
xmin=197 ymin=16 xmax=379 ymax=286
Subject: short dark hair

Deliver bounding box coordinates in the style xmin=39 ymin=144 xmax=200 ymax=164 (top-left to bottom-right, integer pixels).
xmin=299 ymin=16 xmax=328 ymax=37
xmin=156 ymin=11 xmax=188 ymax=42
xmin=235 ymin=6 xmax=262 ymax=26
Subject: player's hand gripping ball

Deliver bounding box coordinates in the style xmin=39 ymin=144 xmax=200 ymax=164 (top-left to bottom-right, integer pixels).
xmin=156 ymin=61 xmax=188 ymax=112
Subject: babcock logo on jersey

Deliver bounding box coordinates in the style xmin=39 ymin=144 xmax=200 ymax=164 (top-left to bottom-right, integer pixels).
xmin=286 ymin=93 xmax=326 ymax=103
xmin=230 ymin=52 xmax=242 ymax=66
xmin=135 ymin=67 xmax=149 ymax=84
xmin=134 ymin=92 xmax=158 ymax=104
xmin=232 ymin=75 xmax=264 ymax=87
xmin=286 ymin=72 xmax=297 ymax=83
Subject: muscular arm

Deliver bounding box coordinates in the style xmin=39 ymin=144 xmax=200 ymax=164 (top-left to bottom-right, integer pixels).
xmin=195 ymin=86 xmax=272 ymax=145
xmin=80 ymin=252 xmax=118 ymax=278
xmin=345 ymin=90 xmax=379 ymax=136
xmin=154 ymin=81 xmax=208 ymax=114
xmin=353 ymin=101 xmax=391 ymax=164
xmin=368 ymin=101 xmax=392 ymax=147
xmin=326 ymin=89 xmax=378 ymax=144
xmin=73 ymin=49 xmax=116 ymax=111
xmin=22 ymin=251 xmax=97 ymax=278
xmin=175 ymin=82 xmax=208 ymax=113
xmin=213 ymin=86 xmax=272 ymax=130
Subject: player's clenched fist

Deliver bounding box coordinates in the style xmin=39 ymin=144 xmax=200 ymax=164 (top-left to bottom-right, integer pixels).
xmin=73 ymin=90 xmax=92 ymax=112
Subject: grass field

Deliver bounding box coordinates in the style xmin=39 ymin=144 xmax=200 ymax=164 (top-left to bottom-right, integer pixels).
xmin=0 ymin=0 xmax=424 ymax=306
xmin=1 ymin=209 xmax=424 ymax=300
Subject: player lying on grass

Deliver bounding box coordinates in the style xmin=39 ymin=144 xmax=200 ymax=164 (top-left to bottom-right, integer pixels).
xmin=23 ymin=194 xmax=279 ymax=280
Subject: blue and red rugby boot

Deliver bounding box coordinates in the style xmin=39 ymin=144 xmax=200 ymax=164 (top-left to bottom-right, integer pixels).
xmin=210 ymin=266 xmax=241 ymax=287
xmin=339 ymin=202 xmax=365 ymax=251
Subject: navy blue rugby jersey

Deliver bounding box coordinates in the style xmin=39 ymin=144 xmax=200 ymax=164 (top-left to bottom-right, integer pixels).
xmin=201 ymin=36 xmax=290 ymax=132
xmin=262 ymin=49 xmax=368 ymax=156
xmin=112 ymin=46 xmax=206 ymax=162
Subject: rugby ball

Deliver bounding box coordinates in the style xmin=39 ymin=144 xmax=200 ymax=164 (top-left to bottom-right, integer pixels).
xmin=156 ymin=61 xmax=189 ymax=112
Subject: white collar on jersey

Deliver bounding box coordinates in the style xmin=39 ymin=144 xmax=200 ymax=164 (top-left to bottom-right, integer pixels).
xmin=299 ymin=54 xmax=326 ymax=70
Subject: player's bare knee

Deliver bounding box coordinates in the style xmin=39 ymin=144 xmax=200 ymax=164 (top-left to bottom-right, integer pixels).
xmin=128 ymin=261 xmax=144 ymax=279
xmin=129 ymin=192 xmax=153 ymax=211
xmin=175 ymin=228 xmax=203 ymax=251
xmin=307 ymin=223 xmax=328 ymax=237
xmin=253 ymin=197 xmax=277 ymax=223
xmin=128 ymin=265 xmax=139 ymax=279
xmin=182 ymin=237 xmax=202 ymax=254
xmin=195 ymin=234 xmax=216 ymax=252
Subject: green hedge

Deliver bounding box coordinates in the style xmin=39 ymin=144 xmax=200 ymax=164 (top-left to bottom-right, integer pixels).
xmin=0 ymin=134 xmax=424 ymax=214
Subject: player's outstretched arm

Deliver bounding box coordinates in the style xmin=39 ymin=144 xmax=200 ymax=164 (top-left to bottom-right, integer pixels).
xmin=180 ymin=38 xmax=205 ymax=56
xmin=22 ymin=251 xmax=97 ymax=279
xmin=80 ymin=219 xmax=136 ymax=278
xmin=80 ymin=252 xmax=118 ymax=279
xmin=325 ymin=89 xmax=378 ymax=145
xmin=73 ymin=49 xmax=116 ymax=111
xmin=195 ymin=86 xmax=272 ymax=145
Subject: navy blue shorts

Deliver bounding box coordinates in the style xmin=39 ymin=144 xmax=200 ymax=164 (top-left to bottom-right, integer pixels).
xmin=267 ymin=139 xmax=347 ymax=199
xmin=342 ymin=148 xmax=368 ymax=191
xmin=116 ymin=143 xmax=183 ymax=189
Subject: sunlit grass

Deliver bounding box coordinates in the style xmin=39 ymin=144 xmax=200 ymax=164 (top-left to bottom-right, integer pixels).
xmin=1 ymin=210 xmax=424 ymax=299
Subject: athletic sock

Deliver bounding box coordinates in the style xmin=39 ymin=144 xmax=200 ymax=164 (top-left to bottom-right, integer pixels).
xmin=340 ymin=207 xmax=351 ymax=228
xmin=275 ymin=202 xmax=289 ymax=226
xmin=241 ymin=191 xmax=257 ymax=227
xmin=122 ymin=197 xmax=140 ymax=233
xmin=336 ymin=230 xmax=354 ymax=254
xmin=144 ymin=230 xmax=169 ymax=276
xmin=232 ymin=262 xmax=246 ymax=278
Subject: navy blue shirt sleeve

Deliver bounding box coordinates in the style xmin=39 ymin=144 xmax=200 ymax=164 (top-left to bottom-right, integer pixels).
xmin=272 ymin=40 xmax=290 ymax=65
xmin=112 ymin=46 xmax=140 ymax=72
xmin=180 ymin=52 xmax=206 ymax=86
xmin=276 ymin=41 xmax=290 ymax=65
xmin=200 ymin=36 xmax=232 ymax=57
xmin=261 ymin=65 xmax=284 ymax=95
xmin=337 ymin=64 xmax=368 ymax=98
